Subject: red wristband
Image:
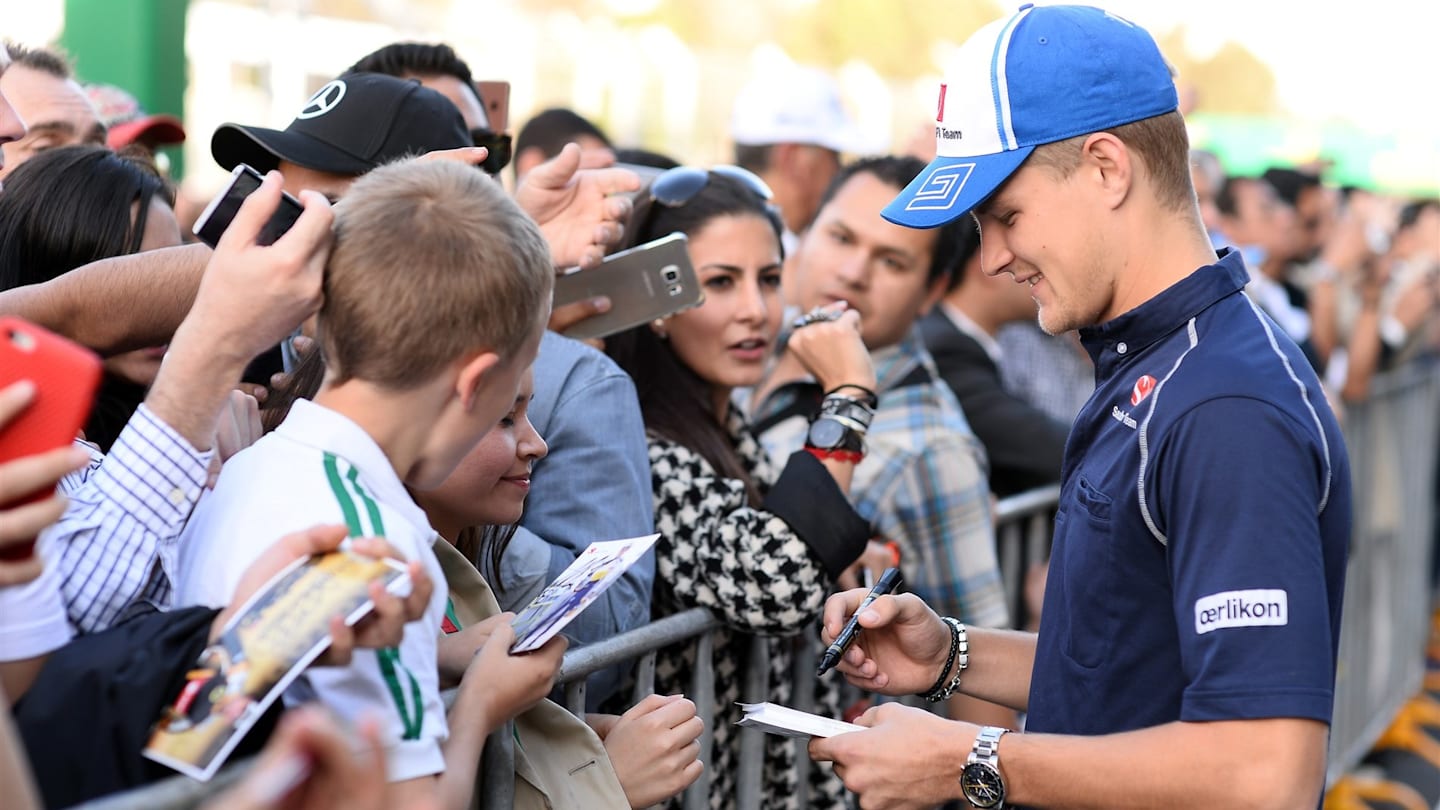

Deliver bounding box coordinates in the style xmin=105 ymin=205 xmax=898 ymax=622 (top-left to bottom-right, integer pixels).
xmin=806 ymin=447 xmax=864 ymax=464
xmin=884 ymin=540 xmax=902 ymax=566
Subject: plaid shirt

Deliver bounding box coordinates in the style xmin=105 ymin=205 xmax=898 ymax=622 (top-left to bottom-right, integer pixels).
xmin=750 ymin=329 xmax=1009 ymax=627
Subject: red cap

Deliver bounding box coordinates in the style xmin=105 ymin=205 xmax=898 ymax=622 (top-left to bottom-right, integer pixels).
xmin=85 ymin=84 xmax=187 ymax=149
xmin=106 ymin=115 xmax=186 ymax=149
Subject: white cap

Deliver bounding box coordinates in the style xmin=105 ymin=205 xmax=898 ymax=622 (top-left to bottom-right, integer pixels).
xmin=729 ymin=65 xmax=865 ymax=154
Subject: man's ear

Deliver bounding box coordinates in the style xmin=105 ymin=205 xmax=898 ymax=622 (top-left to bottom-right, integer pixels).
xmin=455 ymin=351 xmax=502 ymax=410
xmin=1082 ymin=132 xmax=1133 ymax=210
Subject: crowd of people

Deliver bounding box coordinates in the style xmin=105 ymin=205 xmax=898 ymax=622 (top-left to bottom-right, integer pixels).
xmin=0 ymin=4 xmax=1437 ymax=810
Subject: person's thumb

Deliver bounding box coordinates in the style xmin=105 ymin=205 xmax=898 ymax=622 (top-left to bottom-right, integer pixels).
xmin=527 ymin=142 xmax=582 ymax=191
xmin=218 ymin=170 xmax=284 ymax=250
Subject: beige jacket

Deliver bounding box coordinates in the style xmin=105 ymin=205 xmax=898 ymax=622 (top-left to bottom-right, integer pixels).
xmin=434 ymin=540 xmax=631 ymax=810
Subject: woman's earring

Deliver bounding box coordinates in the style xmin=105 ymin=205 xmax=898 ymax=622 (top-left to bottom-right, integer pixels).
xmin=651 ymin=319 xmax=669 ymax=340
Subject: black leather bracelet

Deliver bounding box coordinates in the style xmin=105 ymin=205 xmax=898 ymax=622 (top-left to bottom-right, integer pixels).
xmin=933 ymin=617 xmax=969 ymax=701
xmin=825 ymin=384 xmax=879 ymax=409
xmin=920 ymin=616 xmax=962 ymax=701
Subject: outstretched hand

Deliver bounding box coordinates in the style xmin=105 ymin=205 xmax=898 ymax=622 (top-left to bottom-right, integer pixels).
xmin=514 ymin=143 xmax=641 ymax=269
xmin=212 ymin=525 xmax=433 ymax=668
xmin=189 ymin=171 xmax=334 ymax=366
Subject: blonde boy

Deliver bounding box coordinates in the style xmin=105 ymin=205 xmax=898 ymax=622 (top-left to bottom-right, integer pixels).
xmin=178 ymin=159 xmax=558 ymax=808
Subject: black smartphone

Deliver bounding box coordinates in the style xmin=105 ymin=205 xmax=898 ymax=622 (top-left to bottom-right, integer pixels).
xmin=192 ymin=163 xmax=305 ymax=249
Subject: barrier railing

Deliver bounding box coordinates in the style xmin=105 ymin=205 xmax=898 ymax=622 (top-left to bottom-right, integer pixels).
xmin=1326 ymin=362 xmax=1440 ymax=787
xmin=994 ymin=483 xmax=1062 ymax=630
xmin=66 ymin=484 xmax=1092 ymax=810
xmin=74 ymin=364 xmax=1440 ymax=808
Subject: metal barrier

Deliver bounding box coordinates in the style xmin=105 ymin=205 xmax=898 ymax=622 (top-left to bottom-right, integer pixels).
xmin=554 ymin=607 xmax=723 ymax=810
xmin=1326 ymin=362 xmax=1440 ymax=787
xmin=994 ymin=484 xmax=1062 ymax=631
xmin=72 ymin=364 xmax=1440 ymax=808
xmin=69 ymin=487 xmax=1072 ymax=810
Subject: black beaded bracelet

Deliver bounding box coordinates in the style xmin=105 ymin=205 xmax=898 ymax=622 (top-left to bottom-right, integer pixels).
xmin=920 ymin=615 xmax=962 ymax=702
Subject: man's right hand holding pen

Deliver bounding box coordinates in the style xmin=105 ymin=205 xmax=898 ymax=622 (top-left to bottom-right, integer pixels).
xmin=817 ymin=587 xmax=953 ymax=695
xmin=817 ymin=567 xmax=904 ymax=677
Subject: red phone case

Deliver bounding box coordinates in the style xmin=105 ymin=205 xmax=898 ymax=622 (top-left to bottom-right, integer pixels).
xmin=0 ymin=317 xmax=102 ymax=559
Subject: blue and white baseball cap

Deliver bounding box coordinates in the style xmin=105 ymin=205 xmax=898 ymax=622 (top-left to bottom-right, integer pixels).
xmin=883 ymin=4 xmax=1178 ymax=228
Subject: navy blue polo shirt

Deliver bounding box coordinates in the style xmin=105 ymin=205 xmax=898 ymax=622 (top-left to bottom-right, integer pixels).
xmin=1027 ymin=249 xmax=1350 ymax=735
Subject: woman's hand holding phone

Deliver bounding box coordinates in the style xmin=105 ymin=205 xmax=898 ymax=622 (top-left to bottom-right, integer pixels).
xmin=0 ymin=380 xmax=91 ymax=575
xmin=0 ymin=318 xmax=101 ymax=566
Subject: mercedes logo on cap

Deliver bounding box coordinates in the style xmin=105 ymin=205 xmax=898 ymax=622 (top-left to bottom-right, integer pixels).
xmin=296 ymin=80 xmax=347 ymax=120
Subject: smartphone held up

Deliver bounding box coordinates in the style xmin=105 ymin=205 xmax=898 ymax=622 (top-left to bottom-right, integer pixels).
xmin=552 ymin=233 xmax=704 ymax=341
xmin=0 ymin=317 xmax=102 ymax=560
xmin=192 ymin=164 xmax=306 ymax=385
xmin=192 ymin=163 xmax=305 ymax=250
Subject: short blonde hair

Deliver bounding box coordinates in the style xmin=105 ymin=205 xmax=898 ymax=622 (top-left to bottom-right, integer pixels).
xmin=1027 ymin=110 xmax=1194 ymax=213
xmin=322 ymin=159 xmax=552 ymax=389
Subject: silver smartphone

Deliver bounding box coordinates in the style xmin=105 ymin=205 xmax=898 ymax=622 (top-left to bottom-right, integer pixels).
xmin=553 ymin=232 xmax=703 ymax=341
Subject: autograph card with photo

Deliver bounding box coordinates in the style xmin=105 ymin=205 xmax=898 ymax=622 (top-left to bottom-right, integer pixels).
xmin=510 ymin=534 xmax=659 ymax=653
xmin=143 ymin=550 xmax=409 ymax=781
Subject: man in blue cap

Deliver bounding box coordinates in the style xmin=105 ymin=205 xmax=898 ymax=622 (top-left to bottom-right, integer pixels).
xmin=808 ymin=6 xmax=1349 ymax=808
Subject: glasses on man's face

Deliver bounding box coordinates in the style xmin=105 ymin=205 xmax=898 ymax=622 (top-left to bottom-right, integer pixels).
xmin=649 ymin=164 xmax=774 ymax=207
xmin=469 ymin=128 xmax=513 ymax=175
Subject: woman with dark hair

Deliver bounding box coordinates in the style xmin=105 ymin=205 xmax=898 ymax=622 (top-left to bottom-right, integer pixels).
xmin=0 ymin=145 xmax=180 ymax=450
xmin=604 ymin=167 xmax=876 ymax=809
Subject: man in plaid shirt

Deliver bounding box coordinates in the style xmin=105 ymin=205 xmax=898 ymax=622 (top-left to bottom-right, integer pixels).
xmin=750 ymin=155 xmax=1009 ymax=640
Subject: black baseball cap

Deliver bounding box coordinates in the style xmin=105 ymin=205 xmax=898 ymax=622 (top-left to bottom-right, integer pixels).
xmin=210 ymin=72 xmax=471 ymax=176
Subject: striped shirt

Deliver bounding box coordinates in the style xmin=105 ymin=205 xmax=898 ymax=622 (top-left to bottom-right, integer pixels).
xmin=751 ymin=330 xmax=1010 ymax=628
xmin=45 ymin=404 xmax=212 ymax=633
xmin=176 ymin=399 xmax=449 ymax=782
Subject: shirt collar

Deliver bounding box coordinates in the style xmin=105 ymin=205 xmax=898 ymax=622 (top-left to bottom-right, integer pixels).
xmin=940 ymin=302 xmax=1004 ymax=365
xmin=1079 ymin=248 xmax=1246 ymax=374
xmin=275 ymin=399 xmax=431 ymax=531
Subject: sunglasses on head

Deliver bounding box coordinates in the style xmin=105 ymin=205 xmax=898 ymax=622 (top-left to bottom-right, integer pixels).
xmin=648 ymin=164 xmax=774 ymax=207
xmin=633 ymin=164 xmax=785 ymax=259
xmin=469 ymin=128 xmax=513 ymax=175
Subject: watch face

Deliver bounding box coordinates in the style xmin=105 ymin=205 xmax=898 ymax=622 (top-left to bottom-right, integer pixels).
xmin=961 ymin=762 xmax=1005 ymax=808
xmin=807 ymin=417 xmax=846 ymax=449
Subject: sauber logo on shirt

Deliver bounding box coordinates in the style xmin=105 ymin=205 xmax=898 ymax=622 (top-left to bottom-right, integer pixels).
xmin=1194 ymin=589 xmax=1288 ymax=635
xmin=1110 ymin=405 xmax=1136 ymax=429
xmin=1130 ymin=374 xmax=1157 ymax=406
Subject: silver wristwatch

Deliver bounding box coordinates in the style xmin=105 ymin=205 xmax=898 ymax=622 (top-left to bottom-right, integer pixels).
xmin=960 ymin=725 xmax=1008 ymax=808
